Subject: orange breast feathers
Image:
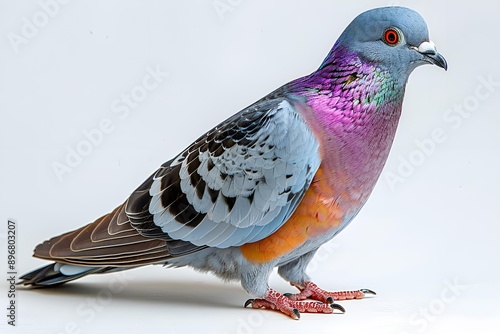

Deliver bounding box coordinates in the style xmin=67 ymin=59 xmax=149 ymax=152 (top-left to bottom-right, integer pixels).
xmin=240 ymin=166 xmax=345 ymax=263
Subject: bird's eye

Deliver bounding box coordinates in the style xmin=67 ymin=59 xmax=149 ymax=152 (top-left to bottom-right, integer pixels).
xmin=383 ymin=28 xmax=400 ymax=46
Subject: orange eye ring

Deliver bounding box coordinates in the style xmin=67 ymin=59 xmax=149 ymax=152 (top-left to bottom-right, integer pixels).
xmin=384 ymin=28 xmax=399 ymax=45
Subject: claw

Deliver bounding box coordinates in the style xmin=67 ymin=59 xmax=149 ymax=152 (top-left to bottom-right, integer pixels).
xmin=360 ymin=288 xmax=377 ymax=296
xmin=331 ymin=303 xmax=346 ymax=313
xmin=325 ymin=296 xmax=334 ymax=304
xmin=283 ymin=293 xmax=292 ymax=298
xmin=244 ymin=299 xmax=254 ymax=308
xmin=244 ymin=288 xmax=344 ymax=319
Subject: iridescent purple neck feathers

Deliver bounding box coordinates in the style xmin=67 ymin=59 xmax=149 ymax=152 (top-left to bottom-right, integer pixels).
xmin=286 ymin=47 xmax=406 ymax=203
xmin=294 ymin=46 xmax=405 ymax=106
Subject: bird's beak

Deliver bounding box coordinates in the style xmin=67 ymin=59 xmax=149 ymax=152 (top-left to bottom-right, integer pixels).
xmin=414 ymin=41 xmax=448 ymax=71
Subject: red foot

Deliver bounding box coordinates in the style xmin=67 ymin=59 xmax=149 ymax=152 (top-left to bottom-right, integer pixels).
xmin=286 ymin=281 xmax=376 ymax=303
xmin=245 ymin=288 xmax=345 ymax=319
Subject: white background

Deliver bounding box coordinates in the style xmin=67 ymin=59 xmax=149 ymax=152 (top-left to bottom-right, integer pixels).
xmin=1 ymin=0 xmax=499 ymax=333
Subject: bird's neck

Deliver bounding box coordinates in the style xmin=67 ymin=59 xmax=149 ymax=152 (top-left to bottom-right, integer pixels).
xmin=288 ymin=49 xmax=405 ymax=204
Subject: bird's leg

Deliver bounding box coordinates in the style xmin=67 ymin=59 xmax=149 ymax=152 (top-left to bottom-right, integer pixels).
xmin=277 ymin=250 xmax=376 ymax=305
xmin=286 ymin=281 xmax=376 ymax=303
xmin=245 ymin=288 xmax=345 ymax=320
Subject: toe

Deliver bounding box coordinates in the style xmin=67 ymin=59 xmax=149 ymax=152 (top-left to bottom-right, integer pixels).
xmin=360 ymin=288 xmax=377 ymax=296
xmin=331 ymin=303 xmax=346 ymax=313
xmin=244 ymin=299 xmax=254 ymax=308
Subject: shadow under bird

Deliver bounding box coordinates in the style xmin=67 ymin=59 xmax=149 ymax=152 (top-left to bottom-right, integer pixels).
xmin=21 ymin=6 xmax=447 ymax=319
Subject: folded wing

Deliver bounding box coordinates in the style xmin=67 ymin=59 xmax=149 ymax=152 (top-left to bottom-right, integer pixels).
xmin=127 ymin=98 xmax=321 ymax=248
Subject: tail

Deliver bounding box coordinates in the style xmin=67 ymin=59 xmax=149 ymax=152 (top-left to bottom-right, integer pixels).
xmin=19 ymin=263 xmax=134 ymax=287
xmin=20 ymin=201 xmax=171 ymax=288
xmin=21 ymin=177 xmax=204 ymax=288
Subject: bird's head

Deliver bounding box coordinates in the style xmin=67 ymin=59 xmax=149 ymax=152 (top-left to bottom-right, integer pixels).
xmin=332 ymin=6 xmax=447 ymax=84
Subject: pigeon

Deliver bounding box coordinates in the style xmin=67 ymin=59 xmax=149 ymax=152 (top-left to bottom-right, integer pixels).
xmin=20 ymin=6 xmax=447 ymax=319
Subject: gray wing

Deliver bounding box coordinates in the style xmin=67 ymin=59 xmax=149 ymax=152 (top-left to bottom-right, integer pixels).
xmin=126 ymin=98 xmax=321 ymax=248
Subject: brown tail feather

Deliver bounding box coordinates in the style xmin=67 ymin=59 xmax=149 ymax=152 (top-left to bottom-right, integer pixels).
xmin=33 ymin=202 xmax=173 ymax=267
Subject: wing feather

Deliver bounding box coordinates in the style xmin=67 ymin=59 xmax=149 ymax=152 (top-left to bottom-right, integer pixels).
xmin=126 ymin=98 xmax=321 ymax=248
